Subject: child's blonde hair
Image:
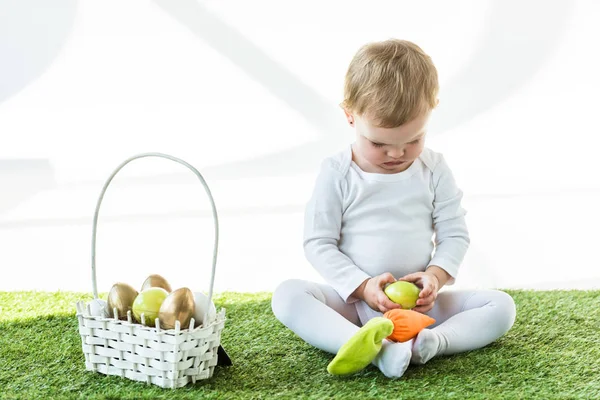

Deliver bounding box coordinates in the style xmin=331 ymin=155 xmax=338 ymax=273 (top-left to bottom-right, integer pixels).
xmin=342 ymin=39 xmax=439 ymax=128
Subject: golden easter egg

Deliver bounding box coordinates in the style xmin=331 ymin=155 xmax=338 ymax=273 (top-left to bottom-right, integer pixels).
xmin=107 ymin=282 xmax=138 ymax=320
xmin=141 ymin=274 xmax=172 ymax=293
xmin=158 ymin=287 xmax=195 ymax=330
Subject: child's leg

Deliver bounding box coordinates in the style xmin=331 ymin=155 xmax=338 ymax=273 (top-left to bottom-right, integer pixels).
xmin=411 ymin=290 xmax=516 ymax=364
xmin=272 ymin=279 xmax=412 ymax=378
xmin=271 ymin=279 xmax=361 ymax=354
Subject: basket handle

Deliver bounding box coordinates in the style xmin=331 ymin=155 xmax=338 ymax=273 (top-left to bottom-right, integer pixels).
xmin=91 ymin=153 xmax=219 ymax=322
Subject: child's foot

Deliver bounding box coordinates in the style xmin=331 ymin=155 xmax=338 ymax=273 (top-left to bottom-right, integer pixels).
xmin=372 ymin=339 xmax=412 ymax=378
xmin=411 ymin=328 xmax=441 ymax=365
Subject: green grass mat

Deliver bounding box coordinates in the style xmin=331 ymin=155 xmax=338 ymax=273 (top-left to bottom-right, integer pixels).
xmin=0 ymin=290 xmax=599 ymax=399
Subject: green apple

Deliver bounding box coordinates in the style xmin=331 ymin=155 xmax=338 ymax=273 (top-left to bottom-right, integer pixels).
xmin=384 ymin=281 xmax=420 ymax=309
xmin=132 ymin=287 xmax=169 ymax=326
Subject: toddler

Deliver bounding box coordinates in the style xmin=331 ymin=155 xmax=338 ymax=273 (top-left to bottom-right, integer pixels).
xmin=272 ymin=39 xmax=516 ymax=378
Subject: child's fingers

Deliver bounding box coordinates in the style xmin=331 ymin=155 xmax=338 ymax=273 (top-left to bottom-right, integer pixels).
xmin=419 ymin=282 xmax=433 ymax=298
xmin=416 ymin=292 xmax=435 ymax=306
xmin=379 ymin=295 xmax=398 ymax=311
xmin=412 ymin=303 xmax=434 ymax=314
xmin=419 ymin=275 xmax=439 ymax=298
xmin=398 ymin=272 xmax=422 ymax=283
xmin=377 ymin=291 xmax=399 ymax=312
xmin=379 ymin=273 xmax=396 ymax=286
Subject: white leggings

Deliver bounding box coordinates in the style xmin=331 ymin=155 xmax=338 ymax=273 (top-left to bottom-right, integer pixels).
xmin=271 ymin=279 xmax=516 ymax=356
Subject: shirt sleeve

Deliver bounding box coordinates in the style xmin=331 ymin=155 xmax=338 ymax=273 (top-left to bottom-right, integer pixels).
xmin=303 ymin=161 xmax=370 ymax=303
xmin=427 ymin=155 xmax=470 ymax=284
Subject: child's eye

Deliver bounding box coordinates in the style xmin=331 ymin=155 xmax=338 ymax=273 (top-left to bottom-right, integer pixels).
xmin=409 ymin=138 xmax=422 ymax=145
xmin=371 ymin=142 xmax=385 ymax=148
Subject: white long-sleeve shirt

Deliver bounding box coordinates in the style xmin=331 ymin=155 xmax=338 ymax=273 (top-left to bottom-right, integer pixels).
xmin=303 ymin=145 xmax=470 ymax=322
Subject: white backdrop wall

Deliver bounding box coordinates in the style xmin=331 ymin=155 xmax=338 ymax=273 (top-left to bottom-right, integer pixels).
xmin=1 ymin=0 xmax=599 ymax=294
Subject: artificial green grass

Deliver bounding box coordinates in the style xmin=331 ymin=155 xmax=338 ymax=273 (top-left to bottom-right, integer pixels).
xmin=1 ymin=290 xmax=599 ymax=399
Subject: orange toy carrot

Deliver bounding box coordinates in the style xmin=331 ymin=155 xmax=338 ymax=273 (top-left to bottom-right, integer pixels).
xmin=383 ymin=309 xmax=436 ymax=342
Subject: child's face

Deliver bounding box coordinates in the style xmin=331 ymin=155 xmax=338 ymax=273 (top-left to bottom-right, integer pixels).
xmin=348 ymin=111 xmax=430 ymax=174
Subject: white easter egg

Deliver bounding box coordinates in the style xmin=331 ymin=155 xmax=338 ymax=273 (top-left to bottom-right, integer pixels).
xmin=192 ymin=292 xmax=216 ymax=326
xmin=89 ymin=299 xmax=108 ymax=317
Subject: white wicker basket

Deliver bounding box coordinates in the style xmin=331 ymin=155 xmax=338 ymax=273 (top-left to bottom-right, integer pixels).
xmin=75 ymin=153 xmax=226 ymax=389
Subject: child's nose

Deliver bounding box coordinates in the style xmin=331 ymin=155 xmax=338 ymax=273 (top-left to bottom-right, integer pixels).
xmin=387 ymin=146 xmax=405 ymax=159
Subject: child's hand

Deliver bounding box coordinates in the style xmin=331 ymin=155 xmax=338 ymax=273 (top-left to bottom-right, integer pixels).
xmin=355 ymin=273 xmax=401 ymax=313
xmin=398 ymin=271 xmax=440 ymax=314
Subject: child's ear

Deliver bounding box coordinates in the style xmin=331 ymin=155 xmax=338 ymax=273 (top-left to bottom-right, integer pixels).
xmin=343 ymin=108 xmax=355 ymax=126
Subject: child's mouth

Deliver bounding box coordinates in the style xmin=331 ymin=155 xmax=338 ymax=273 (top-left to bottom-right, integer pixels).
xmin=384 ymin=161 xmax=405 ymax=166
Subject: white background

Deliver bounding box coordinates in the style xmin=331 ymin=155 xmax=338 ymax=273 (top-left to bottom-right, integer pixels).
xmin=1 ymin=0 xmax=599 ymax=294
